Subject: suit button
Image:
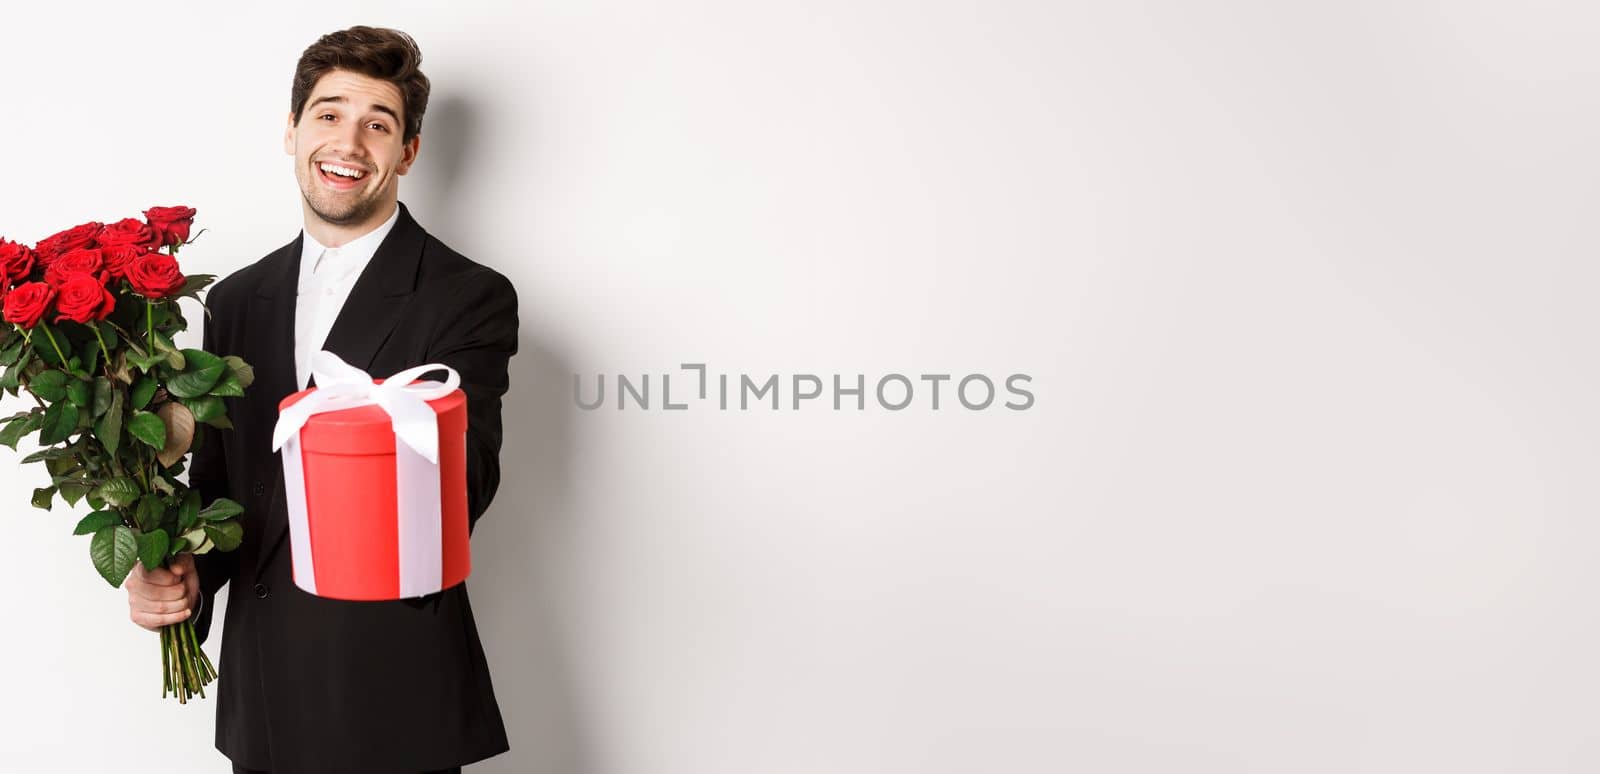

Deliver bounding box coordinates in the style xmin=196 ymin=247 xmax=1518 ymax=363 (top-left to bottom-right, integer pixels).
xmin=253 ymin=583 xmax=270 ymax=599
xmin=252 ymin=482 xmax=266 ymax=497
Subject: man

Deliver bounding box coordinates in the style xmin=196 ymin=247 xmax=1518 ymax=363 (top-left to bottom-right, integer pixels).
xmin=123 ymin=26 xmax=516 ymax=773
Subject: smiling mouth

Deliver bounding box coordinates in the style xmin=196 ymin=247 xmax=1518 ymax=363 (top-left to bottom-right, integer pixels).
xmin=316 ymin=161 xmax=368 ymax=189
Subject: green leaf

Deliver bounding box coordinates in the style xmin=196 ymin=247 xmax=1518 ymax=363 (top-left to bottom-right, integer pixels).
xmin=128 ymin=410 xmax=166 ymax=450
xmin=128 ymin=349 xmax=167 ymax=372
xmin=153 ymin=332 xmax=185 ymax=369
xmin=176 ymin=274 xmax=216 ymax=298
xmin=0 ymin=335 xmax=24 ymax=367
xmin=0 ymin=411 xmax=39 ymax=450
xmin=30 ymin=486 xmax=54 ymax=510
xmin=202 ymin=520 xmax=243 ymax=552
xmin=181 ymin=527 xmax=212 ymax=555
xmin=66 ymin=378 xmax=89 ymax=407
xmin=168 ymin=350 xmax=225 ymax=398
xmin=81 ymin=337 xmax=99 ymax=375
xmin=33 ymin=326 xmax=68 ymax=366
xmin=90 ymin=525 xmax=138 ymax=587
xmin=94 ymin=477 xmax=141 ymax=507
xmin=181 ymin=395 xmax=224 ymax=424
xmin=178 ymin=490 xmax=201 ymax=531
xmin=73 ymin=510 xmax=122 ymax=535
xmin=19 ymin=446 xmax=74 ymax=466
xmin=29 ymin=370 xmax=68 ymax=402
xmin=0 ymin=362 xmax=21 ymax=394
xmin=198 ymin=498 xmax=244 ymax=522
xmin=130 ymin=377 xmax=157 ymax=411
xmin=94 ymin=387 xmax=123 ymax=455
xmin=37 ymin=400 xmax=78 ymax=445
xmin=135 ymin=495 xmax=165 ymax=531
xmin=58 ymin=480 xmax=93 ymax=506
xmin=208 ymin=370 xmax=244 ymax=397
xmin=91 ymin=378 xmax=111 ymax=417
xmin=223 ymin=356 xmax=255 ymax=389
xmin=135 ymin=530 xmax=169 ymax=571
xmin=45 ymin=455 xmax=78 ymax=477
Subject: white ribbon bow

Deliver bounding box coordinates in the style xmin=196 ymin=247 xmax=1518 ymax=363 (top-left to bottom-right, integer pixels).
xmin=272 ymin=351 xmax=460 ymax=461
xmin=271 ymin=351 xmax=462 ymax=597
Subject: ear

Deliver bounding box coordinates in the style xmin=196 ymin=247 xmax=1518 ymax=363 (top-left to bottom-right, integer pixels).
xmin=283 ymin=111 xmax=298 ymax=155
xmin=396 ymin=134 xmax=421 ymax=175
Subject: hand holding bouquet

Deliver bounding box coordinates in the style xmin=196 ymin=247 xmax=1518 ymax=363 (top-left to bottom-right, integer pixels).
xmin=0 ymin=206 xmax=250 ymax=702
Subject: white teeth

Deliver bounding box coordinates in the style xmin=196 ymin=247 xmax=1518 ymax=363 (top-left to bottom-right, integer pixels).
xmin=319 ymin=162 xmax=366 ymax=179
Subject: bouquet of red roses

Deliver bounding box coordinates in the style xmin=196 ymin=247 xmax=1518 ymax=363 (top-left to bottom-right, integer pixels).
xmin=0 ymin=206 xmax=250 ymax=703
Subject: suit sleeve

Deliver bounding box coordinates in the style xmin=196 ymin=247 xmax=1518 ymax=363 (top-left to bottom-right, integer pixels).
xmin=188 ymin=298 xmax=239 ymax=645
xmin=424 ymin=268 xmax=519 ymax=533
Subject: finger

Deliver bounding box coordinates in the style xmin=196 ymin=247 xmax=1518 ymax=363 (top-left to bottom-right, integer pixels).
xmin=131 ymin=596 xmax=191 ymax=615
xmin=136 ymin=568 xmax=180 ymax=586
xmin=131 ymin=608 xmax=192 ymax=630
xmin=129 ymin=584 xmax=187 ymax=603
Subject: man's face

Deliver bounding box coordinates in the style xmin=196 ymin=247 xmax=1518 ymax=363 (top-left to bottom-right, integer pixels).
xmin=284 ymin=69 xmax=420 ymax=226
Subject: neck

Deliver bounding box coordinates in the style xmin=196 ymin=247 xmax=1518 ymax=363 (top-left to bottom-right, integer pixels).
xmin=302 ymin=199 xmax=398 ymax=248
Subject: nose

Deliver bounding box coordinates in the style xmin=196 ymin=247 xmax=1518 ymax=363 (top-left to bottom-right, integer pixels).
xmin=326 ymin=118 xmax=365 ymax=157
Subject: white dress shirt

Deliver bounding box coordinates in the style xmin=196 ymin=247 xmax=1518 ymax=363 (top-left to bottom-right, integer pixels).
xmin=294 ymin=205 xmax=401 ymax=389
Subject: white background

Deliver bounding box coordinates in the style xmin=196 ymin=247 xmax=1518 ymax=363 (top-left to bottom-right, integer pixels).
xmin=0 ymin=2 xmax=1593 ymax=772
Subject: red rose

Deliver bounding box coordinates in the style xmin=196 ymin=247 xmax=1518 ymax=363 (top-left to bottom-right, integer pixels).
xmin=97 ymin=218 xmax=162 ymax=250
xmin=0 ymin=239 xmax=36 ymax=285
xmin=34 ymin=222 xmax=102 ymax=264
xmin=44 ymin=248 xmax=106 ymax=287
xmin=3 ymin=282 xmax=54 ymax=328
xmin=53 ymin=273 xmax=116 ymax=323
xmin=125 ymin=252 xmax=185 ymax=298
xmin=102 ymin=244 xmax=149 ymax=280
xmin=143 ymin=205 xmax=197 ymax=247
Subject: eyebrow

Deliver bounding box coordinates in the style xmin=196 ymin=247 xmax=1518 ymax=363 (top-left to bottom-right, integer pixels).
xmin=307 ymin=95 xmax=399 ymax=124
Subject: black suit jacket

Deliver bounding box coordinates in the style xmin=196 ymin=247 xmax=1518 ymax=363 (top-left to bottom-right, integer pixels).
xmin=190 ymin=202 xmax=516 ymax=772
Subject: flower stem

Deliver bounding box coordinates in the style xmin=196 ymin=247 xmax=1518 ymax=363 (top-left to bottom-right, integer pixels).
xmin=157 ymin=617 xmax=217 ymax=702
xmin=184 ymin=620 xmax=207 ymax=699
xmin=38 ymin=325 xmax=66 ymax=368
xmin=145 ymin=302 xmax=154 ymax=352
xmin=160 ymin=625 xmax=170 ymax=698
xmin=91 ymin=324 xmax=110 ymax=368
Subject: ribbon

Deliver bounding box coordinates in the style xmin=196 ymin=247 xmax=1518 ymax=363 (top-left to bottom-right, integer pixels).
xmin=271 ymin=351 xmax=461 ymax=597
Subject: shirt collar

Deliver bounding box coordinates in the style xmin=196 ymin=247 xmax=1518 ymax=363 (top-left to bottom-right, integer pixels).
xmin=297 ymin=204 xmax=402 ymax=293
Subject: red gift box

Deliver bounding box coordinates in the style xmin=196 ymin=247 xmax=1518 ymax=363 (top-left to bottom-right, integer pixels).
xmin=276 ymin=373 xmax=471 ymax=601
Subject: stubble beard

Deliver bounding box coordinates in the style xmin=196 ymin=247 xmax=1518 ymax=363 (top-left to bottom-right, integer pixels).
xmin=300 ymin=168 xmax=385 ymax=226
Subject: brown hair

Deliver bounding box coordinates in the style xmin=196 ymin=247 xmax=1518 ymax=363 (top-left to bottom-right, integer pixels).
xmin=290 ymin=26 xmax=431 ymax=143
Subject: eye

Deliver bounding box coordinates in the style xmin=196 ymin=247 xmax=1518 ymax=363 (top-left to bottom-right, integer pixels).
xmin=368 ymin=122 xmax=390 ymax=133
xmin=318 ymin=113 xmax=335 ymax=121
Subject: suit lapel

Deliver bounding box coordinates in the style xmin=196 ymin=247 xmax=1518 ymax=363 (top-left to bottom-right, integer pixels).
xmin=254 ymin=202 xmax=428 ymax=575
xmin=246 ymin=234 xmax=302 ymax=576
xmin=318 ymin=202 xmax=427 ymax=375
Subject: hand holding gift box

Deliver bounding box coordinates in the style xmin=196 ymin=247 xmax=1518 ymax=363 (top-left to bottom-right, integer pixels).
xmin=272 ymin=350 xmax=471 ymax=600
